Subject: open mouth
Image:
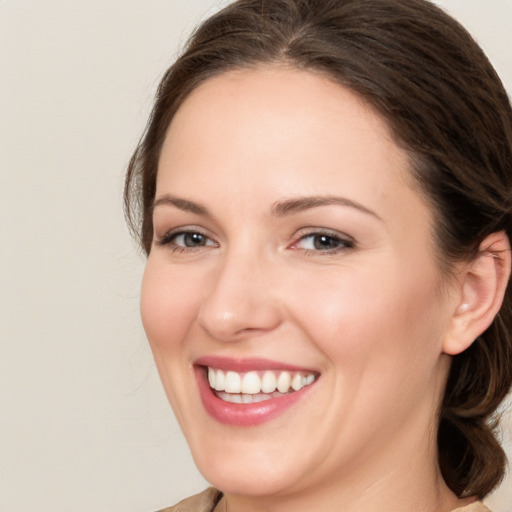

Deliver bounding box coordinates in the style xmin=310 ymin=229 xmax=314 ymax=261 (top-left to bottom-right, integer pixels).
xmin=194 ymin=360 xmax=320 ymax=426
xmin=207 ymin=367 xmax=317 ymax=404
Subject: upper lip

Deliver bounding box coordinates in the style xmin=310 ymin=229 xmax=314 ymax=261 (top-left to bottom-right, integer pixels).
xmin=194 ymin=356 xmax=318 ymax=373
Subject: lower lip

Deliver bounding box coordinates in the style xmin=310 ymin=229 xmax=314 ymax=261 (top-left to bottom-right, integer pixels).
xmin=195 ymin=366 xmax=316 ymax=427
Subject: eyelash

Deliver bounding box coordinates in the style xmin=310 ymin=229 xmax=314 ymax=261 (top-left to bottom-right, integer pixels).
xmin=155 ymin=228 xmax=355 ymax=255
xmin=290 ymin=230 xmax=355 ymax=256
xmin=155 ymin=228 xmax=218 ymax=253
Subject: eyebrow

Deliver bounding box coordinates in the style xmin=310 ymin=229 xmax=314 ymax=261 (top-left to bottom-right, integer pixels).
xmin=152 ymin=195 xmax=210 ymax=216
xmin=271 ymin=195 xmax=382 ymax=220
xmin=152 ymin=194 xmax=381 ymax=221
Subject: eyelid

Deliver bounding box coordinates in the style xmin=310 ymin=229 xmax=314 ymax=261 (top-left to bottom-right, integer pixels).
xmin=289 ymin=228 xmax=355 ymax=253
xmin=154 ymin=225 xmax=218 ymax=248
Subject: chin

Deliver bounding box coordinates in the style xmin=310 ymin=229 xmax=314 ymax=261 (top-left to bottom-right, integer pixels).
xmin=189 ymin=438 xmax=313 ymax=497
xmin=199 ymin=463 xmax=299 ymax=497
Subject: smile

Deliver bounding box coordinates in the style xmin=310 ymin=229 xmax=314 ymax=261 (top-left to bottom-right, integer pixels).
xmin=194 ymin=358 xmax=320 ymax=426
xmin=208 ymin=367 xmax=317 ymax=403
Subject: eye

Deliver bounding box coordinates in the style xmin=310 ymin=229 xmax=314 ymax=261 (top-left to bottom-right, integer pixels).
xmin=156 ymin=229 xmax=218 ymax=250
xmin=172 ymin=232 xmax=216 ymax=248
xmin=291 ymin=231 xmax=354 ymax=254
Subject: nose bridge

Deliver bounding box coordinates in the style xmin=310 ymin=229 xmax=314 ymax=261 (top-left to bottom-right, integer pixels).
xmin=197 ymin=242 xmax=281 ymax=341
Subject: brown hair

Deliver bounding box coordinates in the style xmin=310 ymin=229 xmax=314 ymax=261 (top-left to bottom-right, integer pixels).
xmin=125 ymin=0 xmax=512 ymax=498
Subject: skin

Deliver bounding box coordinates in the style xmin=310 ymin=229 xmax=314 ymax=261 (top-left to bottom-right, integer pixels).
xmin=141 ymin=66 xmax=482 ymax=512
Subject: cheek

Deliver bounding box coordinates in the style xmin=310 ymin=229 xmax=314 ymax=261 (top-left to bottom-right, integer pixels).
xmin=140 ymin=259 xmax=199 ymax=354
xmin=287 ymin=264 xmax=449 ymax=443
xmin=287 ymin=262 xmax=445 ymax=372
xmin=140 ymin=259 xmax=205 ymax=428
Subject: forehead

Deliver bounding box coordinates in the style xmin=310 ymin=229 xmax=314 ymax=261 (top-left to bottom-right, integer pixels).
xmin=157 ymin=66 xmax=411 ymax=204
xmin=164 ymin=66 xmax=390 ymax=151
xmin=157 ymin=65 xmax=429 ymax=226
xmin=160 ymin=66 xmax=407 ymax=178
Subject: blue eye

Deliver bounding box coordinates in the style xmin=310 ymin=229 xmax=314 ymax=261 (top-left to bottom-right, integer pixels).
xmin=294 ymin=232 xmax=354 ymax=253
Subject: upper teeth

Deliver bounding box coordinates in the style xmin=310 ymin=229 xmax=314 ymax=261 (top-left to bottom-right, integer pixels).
xmin=207 ymin=368 xmax=316 ymax=394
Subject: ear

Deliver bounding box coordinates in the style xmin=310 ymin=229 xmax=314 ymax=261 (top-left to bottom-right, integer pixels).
xmin=443 ymin=231 xmax=511 ymax=356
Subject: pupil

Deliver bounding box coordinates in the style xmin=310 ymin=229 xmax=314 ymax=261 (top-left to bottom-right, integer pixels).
xmin=314 ymin=235 xmax=338 ymax=250
xmin=185 ymin=233 xmax=205 ymax=246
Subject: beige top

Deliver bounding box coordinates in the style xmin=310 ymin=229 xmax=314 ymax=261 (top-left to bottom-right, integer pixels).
xmin=156 ymin=487 xmax=491 ymax=512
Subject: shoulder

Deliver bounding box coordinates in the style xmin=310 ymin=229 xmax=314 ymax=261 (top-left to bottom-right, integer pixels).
xmin=452 ymin=502 xmax=492 ymax=512
xmin=155 ymin=488 xmax=223 ymax=512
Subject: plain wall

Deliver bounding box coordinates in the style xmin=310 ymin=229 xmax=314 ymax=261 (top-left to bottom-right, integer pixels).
xmin=1 ymin=1 xmax=511 ymax=511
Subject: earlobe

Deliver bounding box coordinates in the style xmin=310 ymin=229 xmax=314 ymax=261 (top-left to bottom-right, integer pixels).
xmin=443 ymin=231 xmax=511 ymax=356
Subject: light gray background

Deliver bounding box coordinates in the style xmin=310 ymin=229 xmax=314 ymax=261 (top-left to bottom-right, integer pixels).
xmin=1 ymin=1 xmax=511 ymax=511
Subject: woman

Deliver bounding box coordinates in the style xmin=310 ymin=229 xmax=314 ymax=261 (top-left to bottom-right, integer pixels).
xmin=124 ymin=0 xmax=512 ymax=510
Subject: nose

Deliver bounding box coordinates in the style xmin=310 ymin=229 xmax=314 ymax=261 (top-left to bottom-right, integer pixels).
xmin=197 ymin=250 xmax=282 ymax=342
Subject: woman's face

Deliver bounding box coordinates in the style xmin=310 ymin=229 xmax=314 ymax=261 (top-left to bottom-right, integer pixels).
xmin=141 ymin=66 xmax=459 ymax=498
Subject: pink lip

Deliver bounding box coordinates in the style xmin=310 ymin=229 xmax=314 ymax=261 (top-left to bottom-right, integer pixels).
xmin=194 ymin=358 xmax=319 ymax=427
xmin=194 ymin=355 xmax=316 ymax=373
